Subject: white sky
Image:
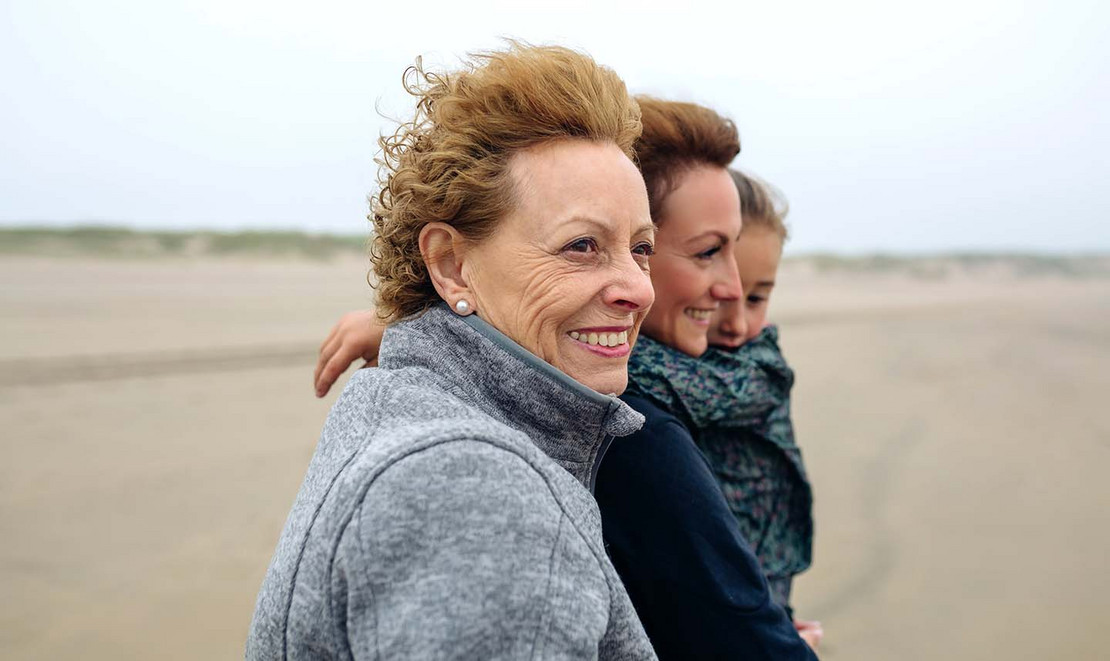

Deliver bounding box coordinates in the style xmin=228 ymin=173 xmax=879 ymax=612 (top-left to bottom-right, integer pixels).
xmin=2 ymin=0 xmax=1107 ymax=253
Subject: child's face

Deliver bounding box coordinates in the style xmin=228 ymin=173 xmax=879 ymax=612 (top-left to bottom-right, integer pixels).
xmin=707 ymin=224 xmax=784 ymax=348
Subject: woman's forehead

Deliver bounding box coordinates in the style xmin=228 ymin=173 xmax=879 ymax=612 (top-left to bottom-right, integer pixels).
xmin=506 ymin=141 xmax=650 ymax=230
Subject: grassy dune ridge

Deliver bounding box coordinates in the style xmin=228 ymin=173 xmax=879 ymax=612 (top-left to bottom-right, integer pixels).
xmin=2 ymin=226 xmax=1108 ymax=277
xmin=0 ymin=226 xmax=368 ymax=260
xmin=794 ymin=252 xmax=1110 ymax=278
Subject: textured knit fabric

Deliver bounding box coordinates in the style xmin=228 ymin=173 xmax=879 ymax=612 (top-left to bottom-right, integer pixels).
xmin=597 ymin=393 xmax=817 ymax=661
xmin=246 ymin=304 xmax=657 ymax=660
xmin=623 ymin=328 xmax=813 ymax=611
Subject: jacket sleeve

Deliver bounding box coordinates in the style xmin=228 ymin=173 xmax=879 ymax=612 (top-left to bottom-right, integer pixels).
xmin=596 ymin=415 xmax=818 ymax=661
xmin=333 ymin=440 xmax=593 ymax=660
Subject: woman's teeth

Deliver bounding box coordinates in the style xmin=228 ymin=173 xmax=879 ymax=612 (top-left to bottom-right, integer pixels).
xmin=685 ymin=308 xmax=714 ymax=321
xmin=570 ymin=330 xmax=629 ymax=347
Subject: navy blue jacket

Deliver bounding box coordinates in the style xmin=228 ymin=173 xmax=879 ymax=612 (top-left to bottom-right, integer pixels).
xmin=596 ymin=392 xmax=818 ymax=660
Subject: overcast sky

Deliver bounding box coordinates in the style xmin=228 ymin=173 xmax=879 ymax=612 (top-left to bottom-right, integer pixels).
xmin=2 ymin=0 xmax=1107 ymax=253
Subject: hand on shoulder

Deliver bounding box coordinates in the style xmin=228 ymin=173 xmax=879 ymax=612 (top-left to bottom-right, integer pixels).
xmin=315 ymin=309 xmax=385 ymax=397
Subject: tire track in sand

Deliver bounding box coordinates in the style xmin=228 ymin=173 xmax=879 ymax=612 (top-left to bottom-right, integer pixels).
xmin=0 ymin=344 xmax=317 ymax=388
xmin=807 ymin=419 xmax=926 ymax=619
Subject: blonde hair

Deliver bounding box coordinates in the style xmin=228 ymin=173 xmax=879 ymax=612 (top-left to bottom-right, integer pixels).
xmin=370 ymin=43 xmax=642 ymax=321
xmin=633 ymin=97 xmax=740 ymax=222
xmin=729 ymin=169 xmax=790 ymax=243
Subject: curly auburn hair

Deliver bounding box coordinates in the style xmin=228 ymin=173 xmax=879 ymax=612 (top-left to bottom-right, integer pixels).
xmin=370 ymin=43 xmax=642 ymax=322
xmin=633 ymin=97 xmax=740 ymax=223
xmin=729 ymin=169 xmax=790 ymax=243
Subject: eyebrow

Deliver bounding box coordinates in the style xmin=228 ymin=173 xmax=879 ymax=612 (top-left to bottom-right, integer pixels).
xmin=565 ymin=216 xmax=655 ymax=238
xmin=684 ymin=231 xmax=728 ymax=247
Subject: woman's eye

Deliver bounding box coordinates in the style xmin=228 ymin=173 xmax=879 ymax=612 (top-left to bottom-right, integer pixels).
xmin=632 ymin=242 xmax=655 ymax=257
xmin=564 ymin=238 xmax=598 ymax=253
xmin=696 ymin=245 xmax=722 ymax=260
xmin=747 ymin=295 xmax=766 ymax=305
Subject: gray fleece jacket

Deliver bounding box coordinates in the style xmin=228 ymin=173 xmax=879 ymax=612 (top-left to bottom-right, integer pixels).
xmin=247 ymin=304 xmax=657 ymax=660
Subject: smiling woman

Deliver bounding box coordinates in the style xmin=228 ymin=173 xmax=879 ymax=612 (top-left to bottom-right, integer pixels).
xmin=634 ymin=98 xmax=744 ymax=357
xmin=428 ymin=138 xmax=655 ymax=394
xmin=247 ymin=43 xmax=658 ymax=660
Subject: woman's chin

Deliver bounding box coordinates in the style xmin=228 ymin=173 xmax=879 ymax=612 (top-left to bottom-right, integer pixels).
xmin=564 ymin=366 xmax=628 ymax=396
xmin=676 ymin=333 xmax=709 ymax=358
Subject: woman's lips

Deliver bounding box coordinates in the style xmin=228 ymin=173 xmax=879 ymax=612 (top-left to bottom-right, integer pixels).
xmin=570 ymin=329 xmax=629 ymax=347
xmin=568 ymin=327 xmax=632 ymax=357
xmin=684 ymin=307 xmax=716 ymax=326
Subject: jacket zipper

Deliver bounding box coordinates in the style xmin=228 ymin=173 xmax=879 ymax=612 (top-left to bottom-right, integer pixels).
xmin=589 ymin=432 xmax=614 ymax=494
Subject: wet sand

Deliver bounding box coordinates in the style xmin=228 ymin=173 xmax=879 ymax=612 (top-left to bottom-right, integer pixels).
xmin=2 ymin=256 xmax=1107 ymax=659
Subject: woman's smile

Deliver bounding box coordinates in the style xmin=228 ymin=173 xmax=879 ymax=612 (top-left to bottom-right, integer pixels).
xmin=684 ymin=306 xmax=717 ymax=326
xmin=568 ymin=326 xmax=633 ymax=357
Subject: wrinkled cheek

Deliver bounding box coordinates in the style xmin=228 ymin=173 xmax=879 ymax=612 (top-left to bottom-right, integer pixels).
xmin=511 ymin=271 xmax=576 ymax=359
xmin=490 ymin=293 xmax=556 ymax=363
xmin=464 ymin=264 xmax=501 ymax=321
xmin=469 ymin=263 xmax=530 ymax=341
xmin=528 ymin=318 xmax=568 ymax=365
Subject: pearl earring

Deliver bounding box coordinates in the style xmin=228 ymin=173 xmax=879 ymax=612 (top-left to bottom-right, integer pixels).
xmin=455 ymin=300 xmax=471 ymax=315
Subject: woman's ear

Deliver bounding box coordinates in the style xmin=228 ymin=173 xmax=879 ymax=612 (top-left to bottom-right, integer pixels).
xmin=418 ymin=223 xmax=472 ymax=308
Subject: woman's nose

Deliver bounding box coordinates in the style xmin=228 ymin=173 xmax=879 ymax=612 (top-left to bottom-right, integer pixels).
xmin=606 ymin=255 xmax=655 ymax=312
xmin=710 ymin=255 xmax=743 ymax=302
xmin=717 ymin=299 xmax=748 ymax=340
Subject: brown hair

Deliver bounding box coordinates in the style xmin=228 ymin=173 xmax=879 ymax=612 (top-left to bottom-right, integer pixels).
xmin=369 ymin=43 xmax=642 ymax=322
xmin=729 ymin=169 xmax=790 ymax=243
xmin=633 ymin=97 xmax=741 ymax=222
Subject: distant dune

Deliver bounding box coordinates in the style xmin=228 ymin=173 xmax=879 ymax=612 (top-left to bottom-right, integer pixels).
xmin=787 ymin=252 xmax=1110 ymax=279
xmin=0 ymin=226 xmax=368 ymax=260
xmin=3 ymin=226 xmax=1107 ymax=279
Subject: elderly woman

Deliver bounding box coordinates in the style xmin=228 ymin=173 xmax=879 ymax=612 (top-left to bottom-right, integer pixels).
xmin=247 ymin=44 xmax=658 ymax=660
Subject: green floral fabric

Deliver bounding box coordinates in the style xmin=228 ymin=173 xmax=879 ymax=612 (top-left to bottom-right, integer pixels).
xmin=626 ymin=327 xmax=813 ymax=611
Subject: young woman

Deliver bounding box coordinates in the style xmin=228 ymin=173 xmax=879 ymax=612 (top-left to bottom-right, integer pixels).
xmin=626 ymin=168 xmax=821 ymax=647
xmin=595 ymin=99 xmax=816 ymax=660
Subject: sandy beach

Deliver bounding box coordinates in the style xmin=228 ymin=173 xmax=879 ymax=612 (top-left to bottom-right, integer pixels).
xmin=2 ymin=254 xmax=1108 ymax=659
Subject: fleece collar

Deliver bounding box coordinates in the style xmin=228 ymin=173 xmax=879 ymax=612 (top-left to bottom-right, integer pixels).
xmin=379 ymin=303 xmax=644 ymax=488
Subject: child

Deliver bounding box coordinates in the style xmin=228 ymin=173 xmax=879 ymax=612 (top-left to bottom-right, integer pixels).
xmin=702 ymin=170 xmax=821 ymax=648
